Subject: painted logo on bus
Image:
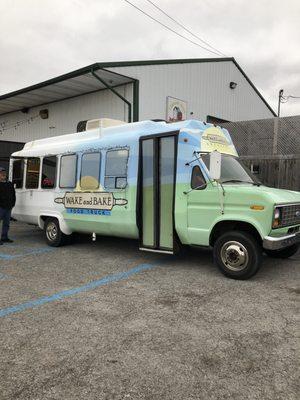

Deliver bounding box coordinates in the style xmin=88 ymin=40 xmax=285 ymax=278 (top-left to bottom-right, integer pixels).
xmin=54 ymin=192 xmax=127 ymax=216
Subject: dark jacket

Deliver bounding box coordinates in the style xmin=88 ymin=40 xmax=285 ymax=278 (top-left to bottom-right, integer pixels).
xmin=0 ymin=181 xmax=16 ymax=209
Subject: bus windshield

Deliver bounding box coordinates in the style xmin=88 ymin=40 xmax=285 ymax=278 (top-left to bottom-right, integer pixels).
xmin=201 ymin=154 xmax=261 ymax=185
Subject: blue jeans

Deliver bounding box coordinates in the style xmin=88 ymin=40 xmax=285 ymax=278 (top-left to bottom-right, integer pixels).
xmin=0 ymin=208 xmax=12 ymax=240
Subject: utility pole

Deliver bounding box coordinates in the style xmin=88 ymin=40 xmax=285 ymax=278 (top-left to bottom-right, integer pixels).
xmin=274 ymin=89 xmax=283 ymax=156
xmin=278 ymin=89 xmax=284 ymax=117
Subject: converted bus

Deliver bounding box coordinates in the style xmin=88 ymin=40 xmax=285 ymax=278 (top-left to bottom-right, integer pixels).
xmin=10 ymin=119 xmax=300 ymax=280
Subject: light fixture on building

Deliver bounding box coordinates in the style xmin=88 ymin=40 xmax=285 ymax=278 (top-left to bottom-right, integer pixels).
xmin=39 ymin=109 xmax=49 ymax=119
xmin=229 ymin=81 xmax=237 ymax=89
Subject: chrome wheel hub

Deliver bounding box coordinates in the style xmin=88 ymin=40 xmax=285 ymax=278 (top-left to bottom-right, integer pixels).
xmin=46 ymin=222 xmax=58 ymax=242
xmin=221 ymin=241 xmax=249 ymax=271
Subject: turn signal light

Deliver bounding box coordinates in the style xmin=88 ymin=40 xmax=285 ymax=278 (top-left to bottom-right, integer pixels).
xmin=250 ymin=205 xmax=265 ymax=210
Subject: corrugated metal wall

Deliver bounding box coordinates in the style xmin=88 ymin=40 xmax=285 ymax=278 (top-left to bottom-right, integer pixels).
xmin=0 ymin=60 xmax=274 ymax=144
xmin=109 ymin=61 xmax=274 ymax=122
xmin=0 ymin=83 xmax=133 ymax=143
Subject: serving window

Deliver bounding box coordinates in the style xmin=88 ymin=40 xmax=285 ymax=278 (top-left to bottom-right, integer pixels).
xmin=12 ymin=159 xmax=24 ymax=189
xmin=104 ymin=149 xmax=128 ymax=189
xmin=59 ymin=154 xmax=77 ymax=188
xmin=42 ymin=156 xmax=57 ymax=189
xmin=25 ymin=158 xmax=40 ymax=189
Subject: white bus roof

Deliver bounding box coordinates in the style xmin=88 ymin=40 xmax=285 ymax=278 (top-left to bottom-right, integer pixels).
xmin=11 ymin=119 xmax=237 ymax=158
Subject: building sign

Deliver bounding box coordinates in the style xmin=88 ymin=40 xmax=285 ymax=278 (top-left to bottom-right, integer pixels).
xmin=54 ymin=192 xmax=127 ymax=214
xmin=166 ymin=96 xmax=187 ymax=122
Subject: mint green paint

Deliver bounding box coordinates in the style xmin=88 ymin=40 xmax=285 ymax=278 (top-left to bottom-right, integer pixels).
xmin=60 ymin=180 xmax=300 ymax=247
xmin=175 ymin=182 xmax=300 ymax=246
xmin=159 ymin=183 xmax=174 ymax=249
xmin=142 ymin=186 xmax=154 ymax=246
xmin=63 ymin=185 xmax=139 ymax=239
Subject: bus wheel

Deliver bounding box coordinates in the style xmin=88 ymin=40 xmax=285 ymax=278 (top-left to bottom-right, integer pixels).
xmin=213 ymin=231 xmax=262 ymax=280
xmin=264 ymin=244 xmax=299 ymax=259
xmin=44 ymin=218 xmax=69 ymax=247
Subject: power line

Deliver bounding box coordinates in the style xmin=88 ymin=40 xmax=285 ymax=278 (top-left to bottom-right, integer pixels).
xmin=144 ymin=0 xmax=226 ymax=57
xmin=122 ymin=0 xmax=223 ymax=57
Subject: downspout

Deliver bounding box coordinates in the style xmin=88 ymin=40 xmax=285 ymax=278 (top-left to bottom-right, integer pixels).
xmin=132 ymin=79 xmax=139 ymax=122
xmin=91 ymin=68 xmax=132 ymax=123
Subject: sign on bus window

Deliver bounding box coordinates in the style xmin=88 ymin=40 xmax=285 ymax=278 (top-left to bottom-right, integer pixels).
xmin=42 ymin=156 xmax=57 ymax=189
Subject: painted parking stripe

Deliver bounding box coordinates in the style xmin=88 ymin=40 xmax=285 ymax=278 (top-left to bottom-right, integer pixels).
xmin=0 ymin=247 xmax=55 ymax=260
xmin=0 ymin=263 xmax=158 ymax=318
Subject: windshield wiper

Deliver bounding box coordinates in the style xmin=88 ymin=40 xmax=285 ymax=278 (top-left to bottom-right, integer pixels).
xmin=221 ymin=179 xmax=260 ymax=186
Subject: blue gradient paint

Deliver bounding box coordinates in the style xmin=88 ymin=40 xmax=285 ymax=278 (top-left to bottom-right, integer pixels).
xmin=0 ymin=263 xmax=158 ymax=318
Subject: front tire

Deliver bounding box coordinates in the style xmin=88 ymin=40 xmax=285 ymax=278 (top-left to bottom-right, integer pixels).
xmin=44 ymin=218 xmax=69 ymax=247
xmin=213 ymin=231 xmax=262 ymax=280
xmin=264 ymin=244 xmax=299 ymax=259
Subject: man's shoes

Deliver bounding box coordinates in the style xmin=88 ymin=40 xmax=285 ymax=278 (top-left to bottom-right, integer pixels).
xmin=1 ymin=238 xmax=13 ymax=243
xmin=0 ymin=241 xmax=3 ymax=245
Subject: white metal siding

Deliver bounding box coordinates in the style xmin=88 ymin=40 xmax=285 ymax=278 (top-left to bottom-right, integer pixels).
xmin=108 ymin=61 xmax=274 ymax=122
xmin=0 ymin=60 xmax=274 ymax=144
xmin=0 ymin=84 xmax=132 ymax=143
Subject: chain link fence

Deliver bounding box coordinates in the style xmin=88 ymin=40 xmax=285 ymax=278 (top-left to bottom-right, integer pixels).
xmin=221 ymin=115 xmax=300 ymax=156
xmin=220 ymin=116 xmax=300 ymax=190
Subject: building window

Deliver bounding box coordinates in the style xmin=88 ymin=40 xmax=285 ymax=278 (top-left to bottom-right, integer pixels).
xmin=26 ymin=158 xmax=40 ymax=189
xmin=59 ymin=154 xmax=77 ymax=188
xmin=80 ymin=152 xmax=101 ymax=190
xmin=105 ymin=149 xmax=128 ymax=189
xmin=191 ymin=165 xmax=206 ymax=189
xmin=42 ymin=156 xmax=57 ymax=189
xmin=12 ymin=159 xmax=24 ymax=189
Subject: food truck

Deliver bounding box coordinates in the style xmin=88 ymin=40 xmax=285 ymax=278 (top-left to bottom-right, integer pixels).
xmin=10 ymin=119 xmax=300 ymax=279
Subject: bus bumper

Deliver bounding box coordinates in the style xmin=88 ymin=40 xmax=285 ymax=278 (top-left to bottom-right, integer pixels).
xmin=263 ymin=232 xmax=300 ymax=251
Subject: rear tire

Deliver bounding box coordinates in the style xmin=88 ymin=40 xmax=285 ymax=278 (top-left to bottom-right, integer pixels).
xmin=213 ymin=231 xmax=262 ymax=280
xmin=264 ymin=244 xmax=299 ymax=259
xmin=44 ymin=218 xmax=69 ymax=247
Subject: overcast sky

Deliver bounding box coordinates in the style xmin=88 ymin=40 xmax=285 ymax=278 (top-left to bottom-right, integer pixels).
xmin=0 ymin=0 xmax=299 ymax=117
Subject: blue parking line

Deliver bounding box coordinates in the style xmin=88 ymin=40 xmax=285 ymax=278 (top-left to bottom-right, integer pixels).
xmin=0 ymin=263 xmax=159 ymax=318
xmin=0 ymin=247 xmax=55 ymax=260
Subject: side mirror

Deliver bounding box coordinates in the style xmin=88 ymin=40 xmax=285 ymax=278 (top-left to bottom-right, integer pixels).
xmin=209 ymin=151 xmax=221 ymax=181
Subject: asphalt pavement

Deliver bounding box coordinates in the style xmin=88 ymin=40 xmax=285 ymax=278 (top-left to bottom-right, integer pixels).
xmin=0 ymin=221 xmax=299 ymax=400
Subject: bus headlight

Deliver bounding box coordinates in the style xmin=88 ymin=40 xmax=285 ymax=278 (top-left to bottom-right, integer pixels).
xmin=272 ymin=207 xmax=282 ymax=228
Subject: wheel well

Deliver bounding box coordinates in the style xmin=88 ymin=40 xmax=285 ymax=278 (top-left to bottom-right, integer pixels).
xmin=40 ymin=215 xmax=57 ymax=221
xmin=210 ymin=221 xmax=262 ymax=246
xmin=39 ymin=215 xmax=58 ymax=229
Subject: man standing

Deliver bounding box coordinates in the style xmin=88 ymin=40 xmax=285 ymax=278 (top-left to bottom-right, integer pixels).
xmin=0 ymin=167 xmax=16 ymax=245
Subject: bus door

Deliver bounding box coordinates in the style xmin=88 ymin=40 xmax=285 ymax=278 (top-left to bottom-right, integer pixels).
xmin=139 ymin=134 xmax=177 ymax=254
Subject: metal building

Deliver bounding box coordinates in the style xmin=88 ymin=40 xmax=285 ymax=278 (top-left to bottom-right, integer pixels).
xmin=0 ymin=57 xmax=275 ymax=169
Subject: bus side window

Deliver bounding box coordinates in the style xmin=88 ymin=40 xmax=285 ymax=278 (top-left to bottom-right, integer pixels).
xmin=105 ymin=149 xmax=129 ymax=189
xmin=12 ymin=159 xmax=24 ymax=189
xmin=80 ymin=152 xmax=101 ymax=190
xmin=26 ymin=158 xmax=40 ymax=189
xmin=59 ymin=154 xmax=77 ymax=188
xmin=42 ymin=156 xmax=57 ymax=189
xmin=191 ymin=165 xmax=207 ymax=189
